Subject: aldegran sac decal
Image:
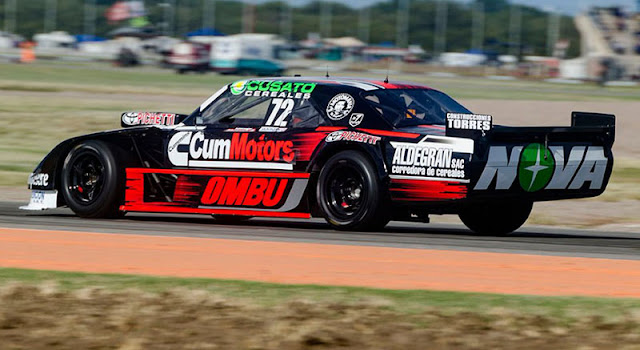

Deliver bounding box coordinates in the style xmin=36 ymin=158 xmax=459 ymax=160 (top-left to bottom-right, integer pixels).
xmin=474 ymin=143 xmax=609 ymax=191
xmin=390 ymin=135 xmax=474 ymax=181
xmin=168 ymin=132 xmax=294 ymax=170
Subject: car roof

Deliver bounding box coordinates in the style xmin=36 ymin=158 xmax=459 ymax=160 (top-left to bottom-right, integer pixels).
xmin=244 ymin=76 xmax=437 ymax=92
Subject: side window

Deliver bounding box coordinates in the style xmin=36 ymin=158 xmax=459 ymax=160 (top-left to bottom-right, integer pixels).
xmin=289 ymin=99 xmax=326 ymax=128
xmin=200 ymin=89 xmax=326 ymax=128
xmin=200 ymin=91 xmax=271 ymax=127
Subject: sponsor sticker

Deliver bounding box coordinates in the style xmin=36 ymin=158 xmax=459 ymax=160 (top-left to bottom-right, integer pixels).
xmin=474 ymin=144 xmax=608 ymax=191
xmin=390 ymin=135 xmax=474 ymax=181
xmin=446 ymin=113 xmax=492 ymax=131
xmin=259 ymin=126 xmax=288 ymax=133
xmin=121 ymin=112 xmax=176 ymax=126
xmin=201 ymin=176 xmax=289 ymax=208
xmin=224 ymin=127 xmax=256 ymax=132
xmin=232 ymin=80 xmax=317 ymax=99
xmin=326 ymin=93 xmax=355 ymax=120
xmin=168 ymin=132 xmax=295 ymax=169
xmin=349 ymin=113 xmax=364 ymax=127
xmin=230 ymin=80 xmax=248 ymax=95
xmin=325 ymin=131 xmax=380 ymax=145
xmin=27 ymin=173 xmax=49 ymax=188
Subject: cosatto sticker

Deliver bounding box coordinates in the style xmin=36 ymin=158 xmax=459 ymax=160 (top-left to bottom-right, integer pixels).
xmin=230 ymin=80 xmax=316 ymax=99
xmin=474 ymin=143 xmax=609 ymax=191
xmin=326 ymin=93 xmax=355 ymax=120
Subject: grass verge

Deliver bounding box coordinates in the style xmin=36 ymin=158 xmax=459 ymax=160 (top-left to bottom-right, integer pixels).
xmin=1 ymin=267 xmax=640 ymax=349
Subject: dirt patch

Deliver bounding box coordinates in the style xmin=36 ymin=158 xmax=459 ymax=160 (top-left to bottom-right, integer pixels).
xmin=1 ymin=283 xmax=639 ymax=350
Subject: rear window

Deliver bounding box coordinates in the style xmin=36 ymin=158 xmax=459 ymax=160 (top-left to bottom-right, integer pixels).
xmin=362 ymin=89 xmax=471 ymax=127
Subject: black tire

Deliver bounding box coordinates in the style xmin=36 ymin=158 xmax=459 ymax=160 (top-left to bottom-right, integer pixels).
xmin=61 ymin=140 xmax=124 ymax=218
xmin=458 ymin=200 xmax=533 ymax=235
xmin=316 ymin=150 xmax=390 ymax=231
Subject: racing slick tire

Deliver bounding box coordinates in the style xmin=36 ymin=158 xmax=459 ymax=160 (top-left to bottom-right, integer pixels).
xmin=458 ymin=200 xmax=533 ymax=235
xmin=316 ymin=150 xmax=390 ymax=231
xmin=61 ymin=140 xmax=124 ymax=219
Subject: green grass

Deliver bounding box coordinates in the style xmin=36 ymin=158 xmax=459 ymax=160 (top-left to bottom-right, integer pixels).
xmin=2 ymin=61 xmax=640 ymax=101
xmin=1 ymin=267 xmax=639 ymax=321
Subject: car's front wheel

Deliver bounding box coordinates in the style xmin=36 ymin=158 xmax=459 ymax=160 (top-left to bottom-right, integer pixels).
xmin=61 ymin=140 xmax=124 ymax=218
xmin=316 ymin=150 xmax=390 ymax=231
xmin=458 ymin=200 xmax=533 ymax=235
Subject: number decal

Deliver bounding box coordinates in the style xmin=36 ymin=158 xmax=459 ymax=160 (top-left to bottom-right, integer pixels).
xmin=265 ymin=98 xmax=294 ymax=127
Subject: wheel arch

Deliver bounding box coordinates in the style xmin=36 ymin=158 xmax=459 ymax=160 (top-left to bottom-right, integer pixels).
xmin=33 ymin=130 xmax=146 ymax=206
xmin=305 ymin=142 xmax=388 ymax=216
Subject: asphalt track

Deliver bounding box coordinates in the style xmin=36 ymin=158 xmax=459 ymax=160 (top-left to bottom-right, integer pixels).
xmin=1 ymin=201 xmax=639 ymax=260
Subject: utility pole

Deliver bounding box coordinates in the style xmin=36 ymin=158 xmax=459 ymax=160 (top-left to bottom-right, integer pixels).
xmin=44 ymin=0 xmax=57 ymax=33
xmin=4 ymin=0 xmax=17 ymax=33
xmin=358 ymin=6 xmax=370 ymax=44
xmin=84 ymin=0 xmax=96 ymax=36
xmin=433 ymin=0 xmax=448 ymax=56
xmin=280 ymin=1 xmax=292 ymax=40
xmin=471 ymin=1 xmax=484 ymax=50
xmin=242 ymin=0 xmax=255 ymax=33
xmin=159 ymin=1 xmax=173 ymax=36
xmin=202 ymin=0 xmax=216 ymax=30
xmin=319 ymin=1 xmax=331 ymax=38
xmin=509 ymin=4 xmax=521 ymax=57
xmin=396 ymin=0 xmax=409 ymax=48
xmin=546 ymin=10 xmax=560 ymax=56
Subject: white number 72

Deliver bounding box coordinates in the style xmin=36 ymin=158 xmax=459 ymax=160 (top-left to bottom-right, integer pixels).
xmin=265 ymin=98 xmax=294 ymax=127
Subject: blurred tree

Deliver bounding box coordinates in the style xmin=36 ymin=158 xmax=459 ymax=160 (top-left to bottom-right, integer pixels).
xmin=0 ymin=0 xmax=580 ymax=57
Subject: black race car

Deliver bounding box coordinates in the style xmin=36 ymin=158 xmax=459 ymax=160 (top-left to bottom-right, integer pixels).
xmin=21 ymin=77 xmax=616 ymax=234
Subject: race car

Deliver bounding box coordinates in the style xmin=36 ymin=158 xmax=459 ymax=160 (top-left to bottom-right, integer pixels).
xmin=21 ymin=77 xmax=616 ymax=234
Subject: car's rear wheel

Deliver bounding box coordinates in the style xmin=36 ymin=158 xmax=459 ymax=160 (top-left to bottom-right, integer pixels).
xmin=316 ymin=150 xmax=390 ymax=231
xmin=61 ymin=140 xmax=124 ymax=218
xmin=458 ymin=200 xmax=533 ymax=235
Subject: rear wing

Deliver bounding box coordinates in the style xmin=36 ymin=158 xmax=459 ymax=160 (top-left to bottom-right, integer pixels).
xmin=572 ymin=111 xmax=615 ymax=145
xmin=447 ymin=111 xmax=615 ymax=149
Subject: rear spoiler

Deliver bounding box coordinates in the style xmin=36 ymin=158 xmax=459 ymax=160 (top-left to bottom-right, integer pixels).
xmin=572 ymin=111 xmax=615 ymax=144
xmin=120 ymin=112 xmax=189 ymax=128
xmin=445 ymin=111 xmax=616 ymax=148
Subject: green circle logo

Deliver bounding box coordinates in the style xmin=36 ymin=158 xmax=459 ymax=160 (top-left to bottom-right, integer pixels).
xmin=230 ymin=80 xmax=248 ymax=95
xmin=518 ymin=143 xmax=555 ymax=192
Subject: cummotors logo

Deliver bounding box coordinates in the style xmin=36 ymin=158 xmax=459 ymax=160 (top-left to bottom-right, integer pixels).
xmin=168 ymin=132 xmax=294 ymax=170
xmin=201 ymin=176 xmax=289 ymax=207
xmin=474 ymin=144 xmax=608 ymax=191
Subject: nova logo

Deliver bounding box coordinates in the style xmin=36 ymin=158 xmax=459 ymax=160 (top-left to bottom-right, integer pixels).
xmin=474 ymin=144 xmax=609 ymax=191
xmin=518 ymin=143 xmax=555 ymax=192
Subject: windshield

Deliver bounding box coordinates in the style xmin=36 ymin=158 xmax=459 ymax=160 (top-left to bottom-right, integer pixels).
xmin=362 ymin=89 xmax=471 ymax=127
